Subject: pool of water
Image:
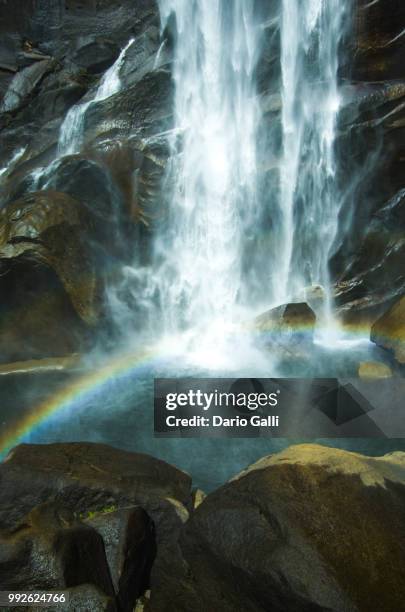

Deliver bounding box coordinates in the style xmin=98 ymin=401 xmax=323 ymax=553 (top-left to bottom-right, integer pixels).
xmin=1 ymin=335 xmax=404 ymax=492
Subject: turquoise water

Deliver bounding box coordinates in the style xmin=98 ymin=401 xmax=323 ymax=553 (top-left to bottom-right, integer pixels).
xmin=2 ymin=337 xmax=404 ymax=492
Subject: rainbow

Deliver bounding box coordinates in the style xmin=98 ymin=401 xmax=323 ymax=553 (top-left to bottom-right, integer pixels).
xmin=0 ymin=323 xmax=383 ymax=460
xmin=0 ymin=348 xmax=161 ymax=460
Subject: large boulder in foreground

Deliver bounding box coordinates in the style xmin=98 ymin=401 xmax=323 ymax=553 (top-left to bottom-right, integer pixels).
xmin=371 ymin=295 xmax=405 ymax=364
xmin=1 ymin=443 xmax=405 ymax=611
xmin=0 ymin=443 xmax=192 ymax=611
xmin=149 ymin=444 xmax=405 ymax=612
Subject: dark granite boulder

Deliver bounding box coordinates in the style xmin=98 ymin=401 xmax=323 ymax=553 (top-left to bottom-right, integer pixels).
xmin=0 ymin=190 xmax=101 ymax=361
xmin=148 ymin=444 xmax=405 ymax=612
xmin=85 ymin=507 xmax=155 ymax=611
xmin=0 ymin=501 xmax=115 ymax=596
xmin=0 ymin=442 xmax=192 ymax=610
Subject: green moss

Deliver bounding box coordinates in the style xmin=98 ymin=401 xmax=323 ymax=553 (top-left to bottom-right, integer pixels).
xmin=78 ymin=504 xmax=118 ymax=521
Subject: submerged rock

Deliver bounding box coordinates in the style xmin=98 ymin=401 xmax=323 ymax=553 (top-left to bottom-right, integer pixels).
xmin=371 ymin=295 xmax=405 ymax=364
xmin=358 ymin=360 xmax=392 ymax=378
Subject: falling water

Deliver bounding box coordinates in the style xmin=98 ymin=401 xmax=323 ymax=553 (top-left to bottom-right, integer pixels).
xmin=154 ymin=0 xmax=262 ymax=340
xmin=58 ymin=38 xmax=134 ymax=156
xmin=0 ymin=147 xmax=26 ymax=179
xmin=275 ymin=0 xmax=345 ymax=322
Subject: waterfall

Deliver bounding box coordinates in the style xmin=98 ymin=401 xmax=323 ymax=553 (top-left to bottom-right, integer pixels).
xmin=58 ymin=38 xmax=134 ymax=156
xmin=275 ymin=0 xmax=345 ymax=318
xmin=0 ymin=147 xmax=26 ymax=178
xmin=155 ymin=0 xmax=262 ymax=336
xmin=27 ymin=38 xmax=135 ymax=192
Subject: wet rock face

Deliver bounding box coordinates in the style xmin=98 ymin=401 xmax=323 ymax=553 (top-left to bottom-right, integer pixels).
xmin=0 ymin=190 xmax=99 ymax=360
xmin=328 ymin=0 xmax=405 ymax=328
xmin=3 ymin=443 xmax=404 ymax=612
xmin=0 ymin=59 xmax=54 ymax=113
xmin=83 ymin=68 xmax=173 ymax=144
xmin=0 ymin=0 xmax=168 ymax=363
xmin=333 ymin=186 xmax=405 ymax=326
xmin=371 ymin=295 xmax=405 ymax=364
xmin=71 ymin=38 xmax=119 ymax=74
xmin=85 ymin=507 xmax=156 ymax=611
xmin=349 ymin=0 xmax=405 ymax=81
xmin=0 ymin=190 xmax=99 ymax=322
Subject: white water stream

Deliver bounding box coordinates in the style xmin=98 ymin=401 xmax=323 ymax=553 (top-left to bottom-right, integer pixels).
xmin=27 ymin=38 xmax=134 ymax=191
xmin=58 ymin=38 xmax=134 ymax=156
xmin=154 ymin=0 xmax=262 ymax=341
xmin=276 ymin=0 xmax=346 ymax=330
xmin=145 ymin=0 xmax=347 ymax=358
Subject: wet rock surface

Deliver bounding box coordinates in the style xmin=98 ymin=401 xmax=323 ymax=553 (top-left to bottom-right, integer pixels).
xmin=358 ymin=360 xmax=392 ymax=378
xmin=149 ymin=444 xmax=405 ymax=612
xmin=0 ymin=190 xmax=100 ymax=360
xmin=253 ymin=302 xmax=317 ymax=357
xmin=0 ymin=0 xmax=171 ymax=362
xmin=0 ymin=442 xmax=192 ymax=611
xmin=371 ymin=295 xmax=405 ymax=364
xmin=1 ymin=442 xmax=404 ymax=612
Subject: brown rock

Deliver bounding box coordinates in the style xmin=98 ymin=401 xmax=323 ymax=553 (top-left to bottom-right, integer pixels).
xmin=0 ymin=500 xmax=115 ymax=598
xmin=0 ymin=190 xmax=101 ymax=361
xmin=85 ymin=507 xmax=155 ymax=611
xmin=149 ymin=444 xmax=405 ymax=612
xmin=358 ymin=360 xmax=392 ymax=378
xmin=254 ymin=302 xmax=316 ymax=333
xmin=0 ymin=190 xmax=99 ymax=324
xmin=0 ymin=443 xmax=192 ymax=610
xmin=371 ymin=295 xmax=405 ymax=363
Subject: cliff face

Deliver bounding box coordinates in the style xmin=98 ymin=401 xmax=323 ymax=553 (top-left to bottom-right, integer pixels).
xmin=332 ymin=0 xmax=405 ymax=326
xmin=0 ymin=0 xmax=166 ymax=360
xmin=0 ymin=0 xmax=404 ymax=360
